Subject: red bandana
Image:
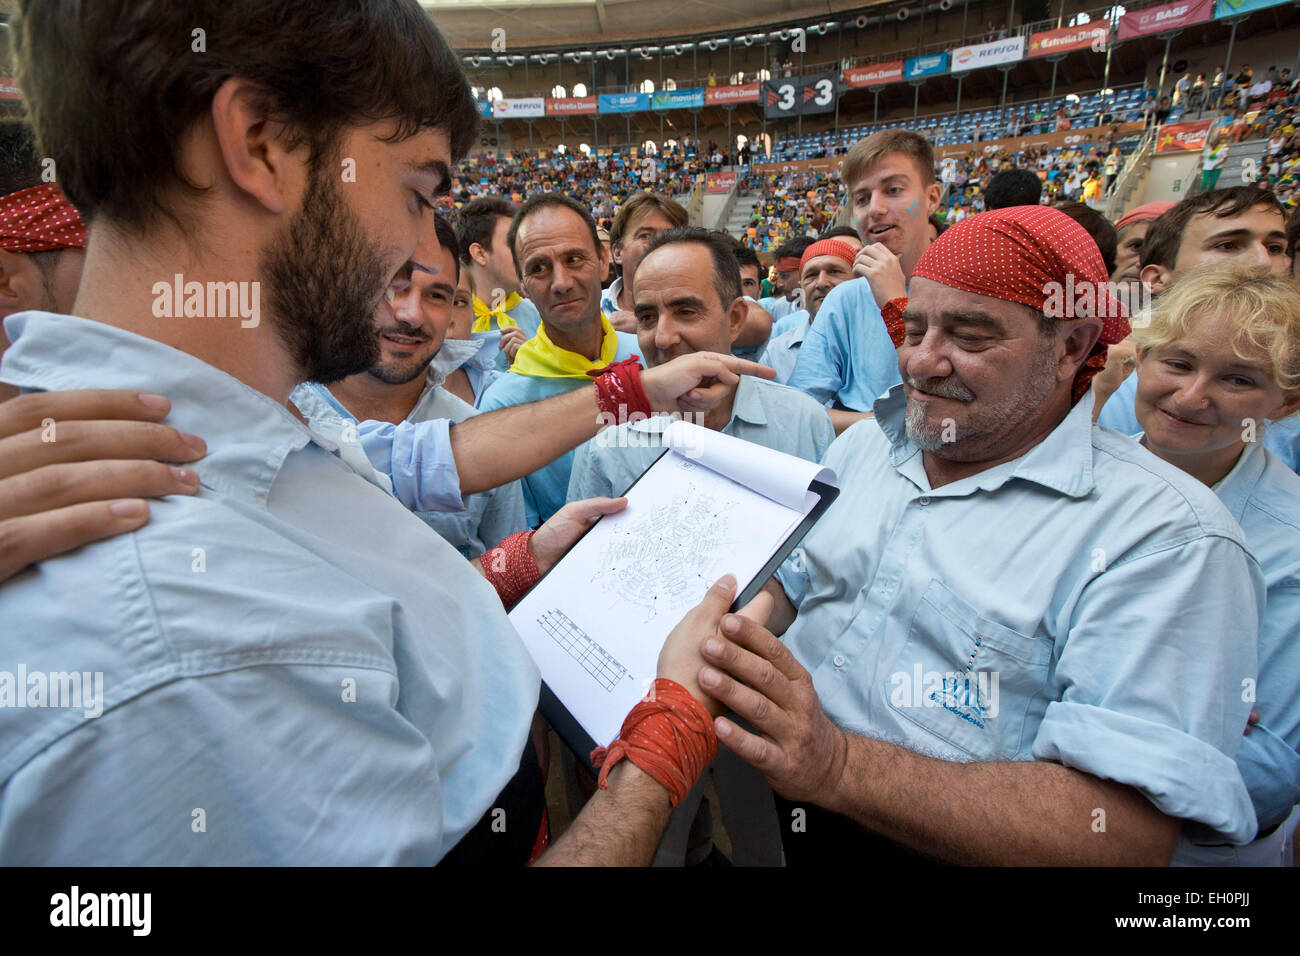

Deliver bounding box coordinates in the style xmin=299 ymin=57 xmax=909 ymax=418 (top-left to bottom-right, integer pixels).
xmin=911 ymin=205 xmax=1129 ymax=402
xmin=799 ymin=239 xmax=857 ymax=271
xmin=0 ymin=183 xmax=87 ymax=253
xmin=1114 ymin=201 xmax=1175 ymax=232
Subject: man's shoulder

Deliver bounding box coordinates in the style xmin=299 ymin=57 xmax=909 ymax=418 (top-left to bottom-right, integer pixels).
xmin=747 ymin=374 xmax=833 ymax=418
xmin=1090 ymin=426 xmax=1250 ymax=547
xmin=817 ymin=277 xmax=883 ymax=324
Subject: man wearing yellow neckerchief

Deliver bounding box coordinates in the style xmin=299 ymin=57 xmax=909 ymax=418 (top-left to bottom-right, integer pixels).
xmin=478 ymin=194 xmax=639 ymax=526
xmin=454 ymin=197 xmax=541 ymax=369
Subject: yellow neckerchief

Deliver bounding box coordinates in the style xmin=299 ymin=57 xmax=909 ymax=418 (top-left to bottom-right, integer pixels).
xmin=471 ymin=291 xmax=524 ymax=332
xmin=510 ymin=313 xmax=619 ymax=379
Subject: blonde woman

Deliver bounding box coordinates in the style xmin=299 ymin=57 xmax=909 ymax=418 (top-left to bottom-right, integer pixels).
xmin=1127 ymin=268 xmax=1300 ymax=865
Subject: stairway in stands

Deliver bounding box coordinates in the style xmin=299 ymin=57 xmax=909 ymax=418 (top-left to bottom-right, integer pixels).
xmin=1191 ymin=137 xmax=1272 ymax=195
xmin=723 ymin=195 xmax=759 ymax=240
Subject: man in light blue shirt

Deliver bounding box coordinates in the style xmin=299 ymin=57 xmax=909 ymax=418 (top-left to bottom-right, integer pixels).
xmin=759 ymin=237 xmax=856 ymax=385
xmin=696 ymin=206 xmax=1261 ymax=864
xmin=479 ymin=194 xmax=641 ymax=526
xmin=569 ymin=228 xmax=834 ymax=507
xmin=788 ymin=130 xmax=942 ymax=434
xmin=291 ymin=216 xmax=526 ymax=559
xmin=0 ymin=0 xmax=779 ymax=867
xmin=569 ymin=227 xmax=834 ymax=867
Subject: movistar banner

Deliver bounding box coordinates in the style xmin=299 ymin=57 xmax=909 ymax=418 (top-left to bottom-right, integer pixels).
xmin=1215 ymin=0 xmax=1291 ymax=16
xmin=651 ymin=88 xmax=705 ymax=110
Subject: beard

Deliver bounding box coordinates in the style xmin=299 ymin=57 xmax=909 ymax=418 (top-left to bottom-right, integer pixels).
xmin=905 ymin=342 xmax=1060 ymax=458
xmin=367 ymin=326 xmax=440 ymax=386
xmin=262 ymin=157 xmax=392 ymax=384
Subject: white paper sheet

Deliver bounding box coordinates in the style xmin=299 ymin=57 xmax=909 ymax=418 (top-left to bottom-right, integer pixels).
xmin=509 ymin=422 xmax=837 ymax=748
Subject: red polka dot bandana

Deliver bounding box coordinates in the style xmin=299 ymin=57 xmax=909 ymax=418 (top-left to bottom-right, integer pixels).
xmin=0 ymin=183 xmax=87 ymax=253
xmin=911 ymin=204 xmax=1129 ymax=402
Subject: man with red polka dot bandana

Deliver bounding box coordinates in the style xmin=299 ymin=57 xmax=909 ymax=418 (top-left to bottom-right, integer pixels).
xmin=0 ymin=123 xmax=87 ymax=401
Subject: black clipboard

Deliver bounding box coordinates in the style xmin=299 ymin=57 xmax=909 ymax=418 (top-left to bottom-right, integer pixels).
xmin=517 ymin=448 xmax=838 ymax=775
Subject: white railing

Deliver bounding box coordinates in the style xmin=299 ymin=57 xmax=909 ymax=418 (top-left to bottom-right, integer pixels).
xmin=1105 ymin=124 xmax=1158 ymax=220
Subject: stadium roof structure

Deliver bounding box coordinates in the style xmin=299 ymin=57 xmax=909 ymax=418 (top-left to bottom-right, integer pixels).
xmin=423 ymin=0 xmax=895 ymax=50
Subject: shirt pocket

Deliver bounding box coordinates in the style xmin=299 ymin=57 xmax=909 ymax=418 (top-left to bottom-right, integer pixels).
xmin=887 ymin=578 xmax=1051 ymax=761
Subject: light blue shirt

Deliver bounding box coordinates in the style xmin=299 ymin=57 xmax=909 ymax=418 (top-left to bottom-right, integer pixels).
xmin=0 ymin=312 xmax=540 ymax=864
xmin=478 ymin=328 xmax=641 ymax=526
xmin=291 ymin=346 xmax=527 ymax=560
xmin=1099 ymin=373 xmax=1300 ymax=474
xmin=788 ymin=277 xmax=901 ymax=411
xmin=599 ymin=278 xmax=625 ymax=317
xmin=462 ymin=331 xmax=506 ymax=406
xmin=758 ymin=318 xmax=811 ymax=385
xmin=775 ymin=384 xmax=1263 ymax=844
xmin=1180 ymin=437 xmax=1300 ymax=833
xmin=770 ymin=309 xmax=810 ymax=339
xmin=759 ymin=295 xmax=800 ymax=323
xmin=566 ymin=376 xmax=835 ymax=501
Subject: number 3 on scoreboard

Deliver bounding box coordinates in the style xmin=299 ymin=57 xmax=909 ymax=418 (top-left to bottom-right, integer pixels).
xmin=777 ymin=83 xmax=796 ymax=111
xmin=813 ymin=78 xmax=834 ymax=106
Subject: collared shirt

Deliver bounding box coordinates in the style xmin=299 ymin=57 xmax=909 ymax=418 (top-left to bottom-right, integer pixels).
xmin=461 ymin=331 xmax=506 ymax=406
xmin=291 ymin=346 xmax=527 ymax=559
xmin=0 ymin=312 xmax=540 ymax=864
xmin=758 ymin=318 xmax=811 ymax=385
xmin=566 ymin=375 xmax=834 ymax=501
xmin=787 ymin=277 xmax=902 ymax=411
xmin=1098 ymin=374 xmax=1300 ymax=474
xmin=775 ymin=384 xmax=1262 ymax=843
xmin=1151 ymin=435 xmax=1299 ymax=836
xmin=478 ymin=327 xmax=640 ymax=526
xmin=473 ymin=295 xmax=542 ymax=371
xmin=758 ymin=295 xmax=800 ymax=323
xmin=770 ymin=309 xmax=810 ymax=340
xmin=599 ymin=277 xmax=625 ymax=317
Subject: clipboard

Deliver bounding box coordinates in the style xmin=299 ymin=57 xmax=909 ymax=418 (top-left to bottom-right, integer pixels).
xmin=507 ymin=420 xmax=838 ymax=774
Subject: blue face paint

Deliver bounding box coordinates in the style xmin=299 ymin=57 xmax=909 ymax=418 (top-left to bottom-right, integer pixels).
xmin=907 ymin=198 xmax=921 ymax=219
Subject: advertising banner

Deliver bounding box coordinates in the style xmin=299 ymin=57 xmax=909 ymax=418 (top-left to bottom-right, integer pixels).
xmin=1215 ymin=0 xmax=1291 ymax=16
xmin=949 ymin=35 xmax=1026 ymax=72
xmin=904 ymin=52 xmax=949 ymax=79
xmin=705 ymin=171 xmax=737 ymax=194
xmin=651 ymin=88 xmax=705 ymax=110
xmin=1027 ymin=24 xmax=1109 ymax=57
xmin=545 ymin=96 xmax=597 ymax=116
xmin=705 ymin=83 xmax=760 ymax=104
xmin=1117 ymin=0 xmax=1214 ymax=39
xmin=492 ymin=97 xmax=545 ymax=118
xmin=842 ymin=60 xmax=905 ymax=88
xmin=1155 ymin=119 xmax=1212 ymax=152
xmin=764 ymin=72 xmax=838 ymax=118
xmin=598 ymin=92 xmax=651 ymax=113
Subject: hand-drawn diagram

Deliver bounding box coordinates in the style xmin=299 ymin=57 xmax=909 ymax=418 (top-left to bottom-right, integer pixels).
xmin=537 ymin=608 xmax=627 ymax=692
xmin=591 ymin=482 xmax=737 ymax=622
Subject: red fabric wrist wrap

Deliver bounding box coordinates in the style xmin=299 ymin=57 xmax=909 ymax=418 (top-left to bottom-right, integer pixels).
xmin=882 ymin=296 xmax=908 ymax=348
xmin=588 ymin=356 xmax=651 ymax=421
xmin=481 ymin=530 xmax=540 ymax=609
xmin=590 ymin=678 xmax=717 ymax=807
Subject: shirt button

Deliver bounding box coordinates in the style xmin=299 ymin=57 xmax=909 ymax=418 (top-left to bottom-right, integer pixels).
xmin=833 ymin=654 xmax=846 ymax=668
xmin=918 ymin=496 xmax=931 ymax=506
